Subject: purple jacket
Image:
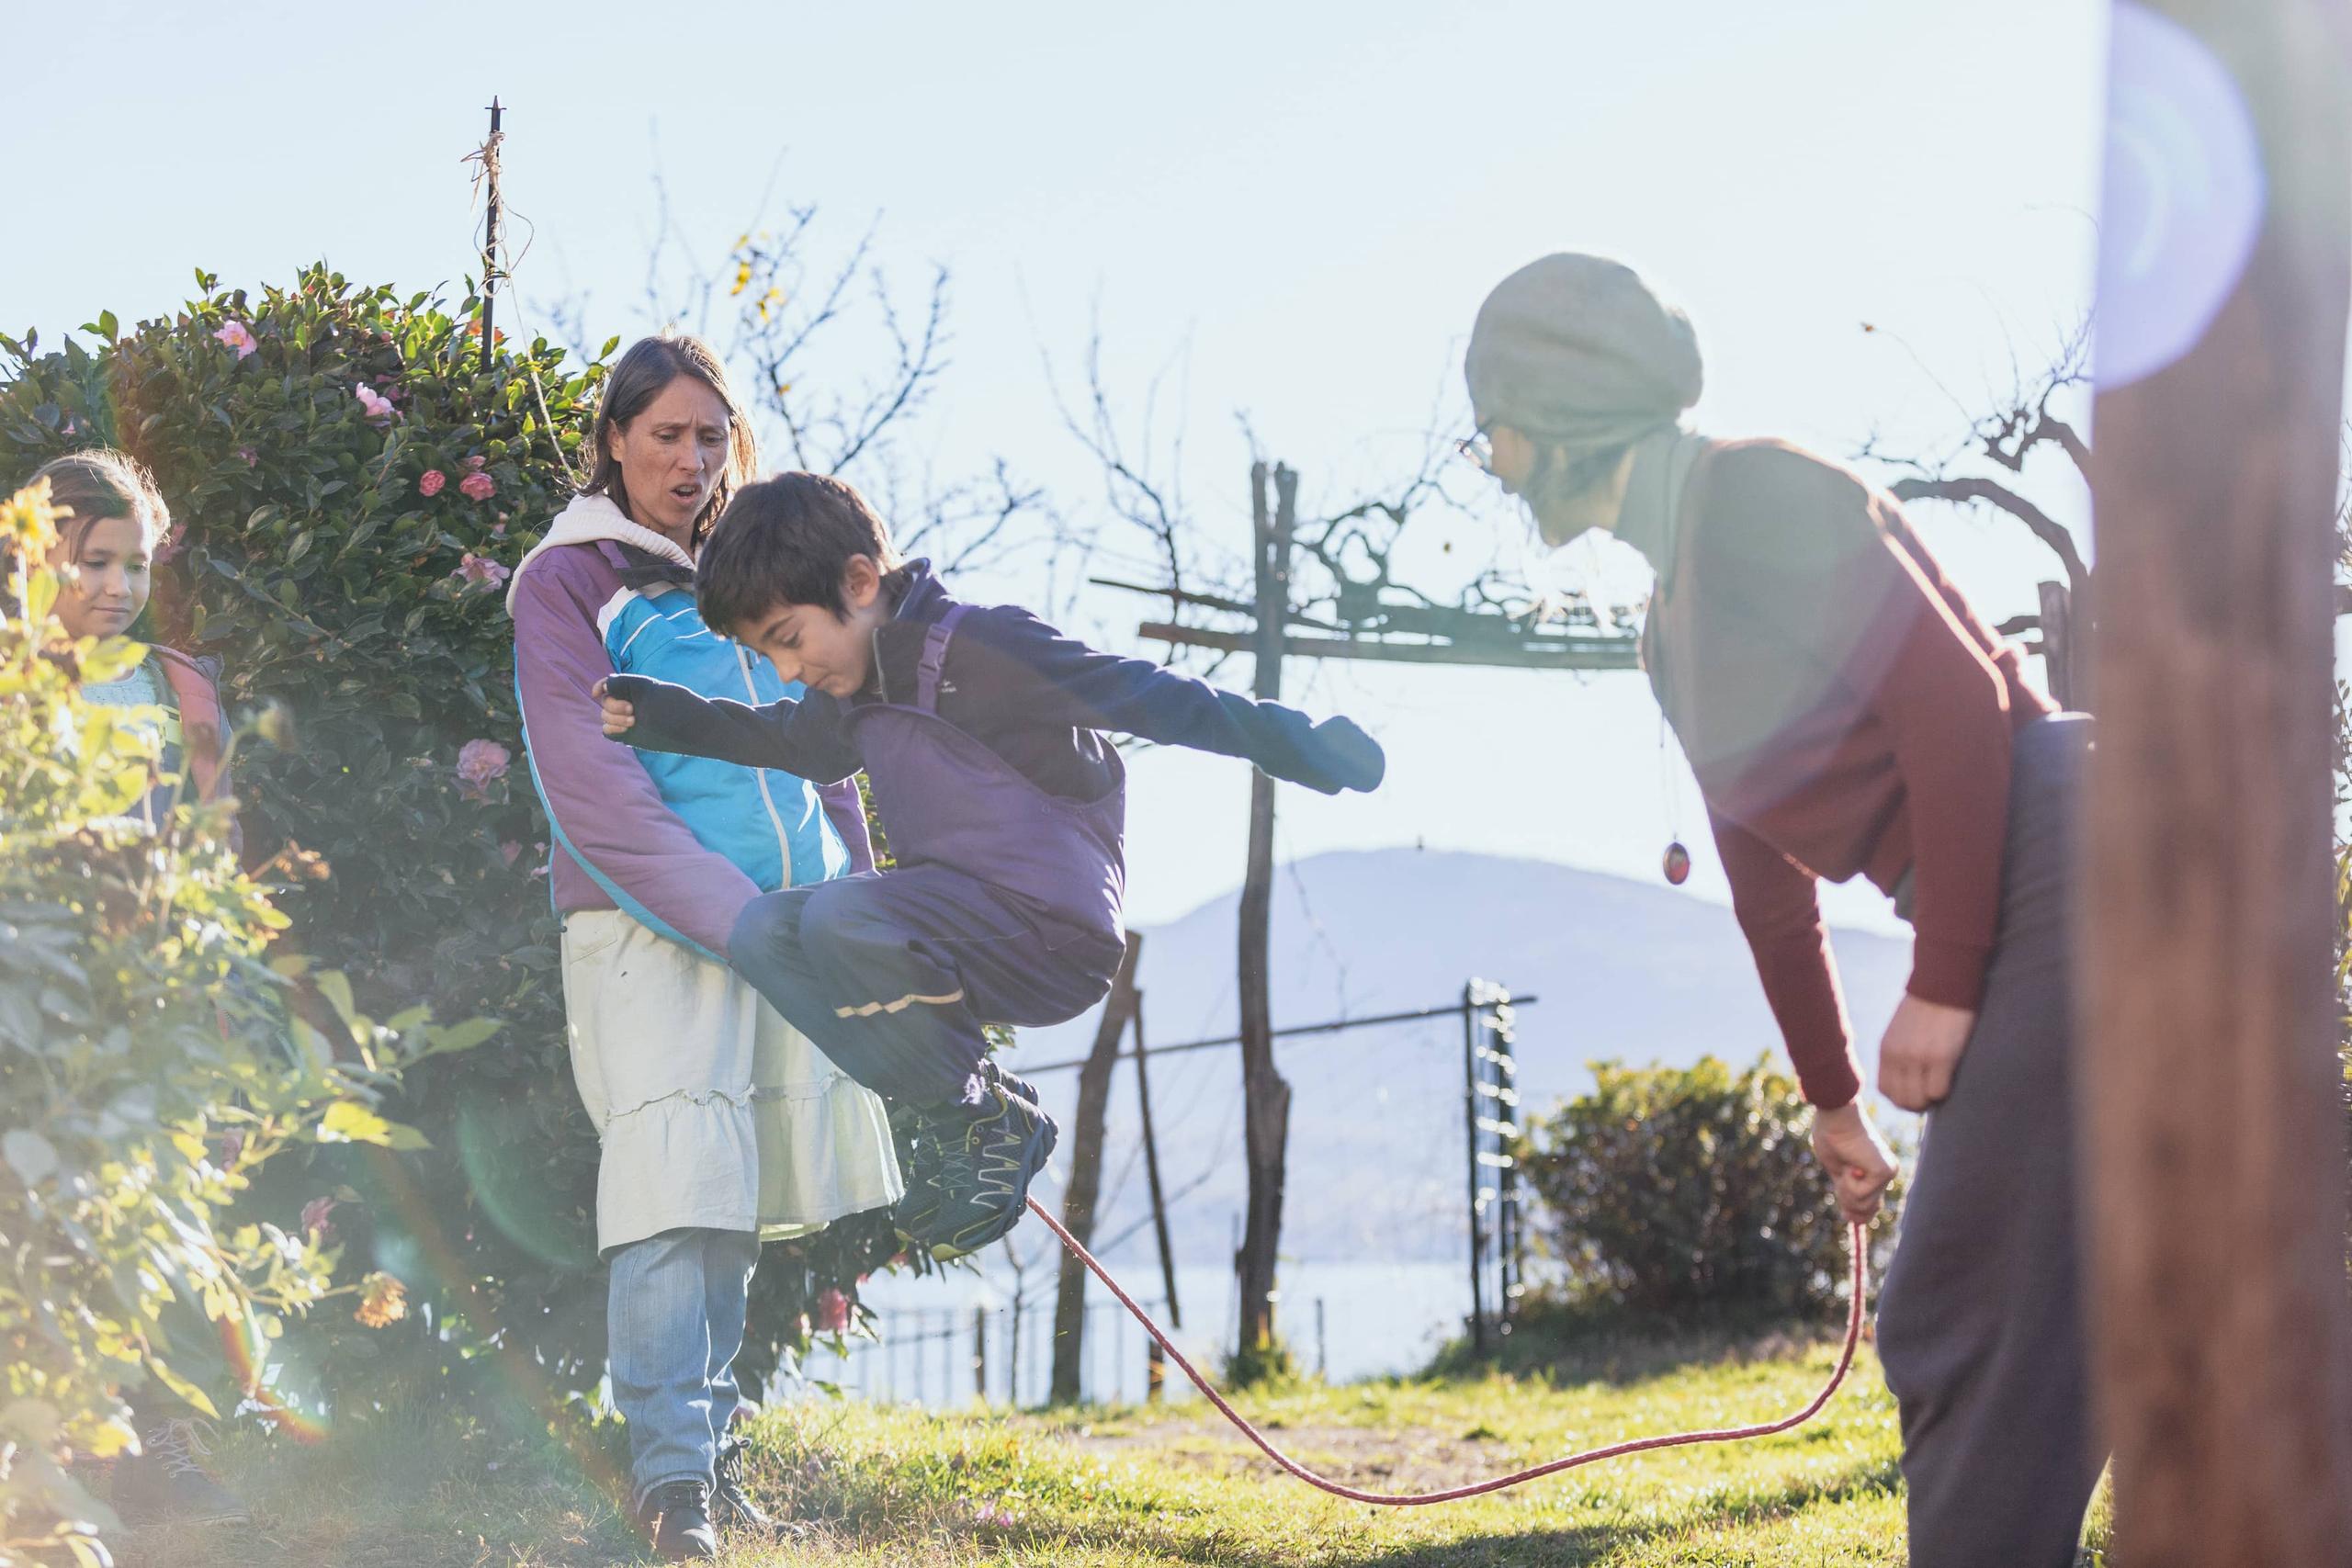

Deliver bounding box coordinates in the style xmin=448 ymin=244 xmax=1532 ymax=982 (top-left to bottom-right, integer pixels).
xmin=510 ymin=527 xmax=872 ymax=958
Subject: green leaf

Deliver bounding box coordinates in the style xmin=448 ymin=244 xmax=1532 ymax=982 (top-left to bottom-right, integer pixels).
xmin=4 ymin=1128 xmax=59 ymax=1184
xmin=422 ymin=1017 xmax=500 ymax=1058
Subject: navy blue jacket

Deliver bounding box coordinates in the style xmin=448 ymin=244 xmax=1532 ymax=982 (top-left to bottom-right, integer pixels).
xmin=607 ymin=561 xmax=1385 ymax=799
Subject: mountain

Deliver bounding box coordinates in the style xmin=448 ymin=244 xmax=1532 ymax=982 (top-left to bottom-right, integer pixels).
xmin=1003 ymin=847 xmax=1912 ymax=1265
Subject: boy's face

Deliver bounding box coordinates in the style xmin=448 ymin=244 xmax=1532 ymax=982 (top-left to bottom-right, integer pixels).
xmin=739 ymin=555 xmax=890 ymax=698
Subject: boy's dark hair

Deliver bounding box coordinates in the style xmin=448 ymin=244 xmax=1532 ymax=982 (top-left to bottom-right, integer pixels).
xmin=697 ymin=472 xmax=903 ymax=632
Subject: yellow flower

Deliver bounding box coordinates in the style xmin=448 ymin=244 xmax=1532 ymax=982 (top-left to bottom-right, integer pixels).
xmin=2 ymin=478 xmax=61 ymax=558
xmin=729 ymin=260 xmax=753 ymax=298
xmin=356 ymin=1271 xmax=408 ymax=1328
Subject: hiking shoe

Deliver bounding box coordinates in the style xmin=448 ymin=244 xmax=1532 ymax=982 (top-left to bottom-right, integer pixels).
xmin=713 ymin=1435 xmax=774 ymax=1533
xmin=113 ymin=1418 xmax=251 ymax=1529
xmin=899 ymin=1067 xmax=1057 ymax=1260
xmin=891 ymin=1064 xmax=1047 ymax=1245
xmin=639 ymin=1479 xmax=718 ymax=1561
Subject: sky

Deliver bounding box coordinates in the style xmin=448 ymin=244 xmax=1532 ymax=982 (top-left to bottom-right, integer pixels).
xmin=6 ymin=0 xmax=2116 ymax=935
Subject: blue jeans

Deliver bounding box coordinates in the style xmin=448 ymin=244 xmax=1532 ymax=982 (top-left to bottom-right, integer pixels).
xmin=728 ymin=868 xmax=1123 ymax=1107
xmin=607 ymin=1227 xmax=760 ymax=1509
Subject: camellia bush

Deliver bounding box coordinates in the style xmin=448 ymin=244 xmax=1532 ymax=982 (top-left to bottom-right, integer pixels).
xmin=0 ymin=480 xmax=473 ymax=1563
xmin=0 ymin=269 xmax=910 ymax=1430
xmin=1518 ymin=1055 xmax=1897 ymax=1319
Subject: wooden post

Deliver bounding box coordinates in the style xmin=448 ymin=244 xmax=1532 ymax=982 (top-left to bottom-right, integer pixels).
xmin=478 ymin=97 xmax=503 ymax=378
xmin=2080 ymin=1 xmax=2352 ymax=1561
xmin=972 ymin=1306 xmax=988 ymax=1403
xmin=2036 ymin=580 xmax=2076 ymax=711
xmin=1130 ymin=989 xmax=1183 ymax=1330
xmin=1048 ymin=934 xmax=1143 ymax=1405
xmin=1235 ymin=461 xmax=1296 ymax=1368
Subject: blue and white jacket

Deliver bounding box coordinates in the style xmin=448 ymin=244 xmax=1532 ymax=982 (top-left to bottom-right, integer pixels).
xmin=507 ymin=494 xmax=873 ymax=961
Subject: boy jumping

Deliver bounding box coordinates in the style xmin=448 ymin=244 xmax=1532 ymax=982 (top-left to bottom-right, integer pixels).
xmin=597 ymin=472 xmax=1385 ymax=1259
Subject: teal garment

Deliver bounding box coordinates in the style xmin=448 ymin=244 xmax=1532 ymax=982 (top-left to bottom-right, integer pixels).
xmin=81 ymin=655 xmax=183 ymax=825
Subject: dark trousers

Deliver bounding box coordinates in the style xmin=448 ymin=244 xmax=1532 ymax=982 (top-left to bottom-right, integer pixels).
xmin=1876 ymin=714 xmax=2103 ymax=1566
xmin=727 ymin=867 xmax=1119 ymax=1106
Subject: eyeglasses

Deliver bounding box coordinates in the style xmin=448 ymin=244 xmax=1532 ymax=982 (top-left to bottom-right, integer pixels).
xmin=1455 ymin=426 xmax=1495 ymax=475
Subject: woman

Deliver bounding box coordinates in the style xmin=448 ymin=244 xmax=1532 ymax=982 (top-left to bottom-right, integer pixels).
xmin=506 ymin=334 xmax=900 ymax=1561
xmin=1463 ymin=254 xmax=2095 ymax=1567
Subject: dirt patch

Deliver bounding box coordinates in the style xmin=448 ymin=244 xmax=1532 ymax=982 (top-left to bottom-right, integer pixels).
xmin=1065 ymin=1414 xmax=1521 ymax=1495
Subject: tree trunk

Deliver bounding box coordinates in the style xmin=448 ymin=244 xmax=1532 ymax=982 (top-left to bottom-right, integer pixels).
xmin=2080 ymin=3 xmax=2352 ymax=1561
xmin=1047 ymin=934 xmax=1142 ymax=1405
xmin=1235 ymin=461 xmax=1295 ymax=1366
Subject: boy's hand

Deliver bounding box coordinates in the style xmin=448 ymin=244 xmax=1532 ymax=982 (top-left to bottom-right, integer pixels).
xmin=1878 ymin=994 xmax=1976 ymax=1111
xmin=1810 ymin=1101 xmax=1898 ymax=1225
xmin=1306 ymin=716 xmax=1385 ymax=794
xmin=592 ymin=676 xmax=637 ymax=739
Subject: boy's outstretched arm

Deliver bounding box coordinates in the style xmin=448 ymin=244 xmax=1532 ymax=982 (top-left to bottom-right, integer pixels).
xmin=960 ymin=607 xmax=1385 ymax=794
xmin=597 ymin=673 xmax=864 ymax=785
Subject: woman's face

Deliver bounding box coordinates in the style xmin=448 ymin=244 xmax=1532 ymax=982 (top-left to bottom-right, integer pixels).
xmin=605 ymin=375 xmax=733 ymax=546
xmin=48 ymin=513 xmax=152 ymax=639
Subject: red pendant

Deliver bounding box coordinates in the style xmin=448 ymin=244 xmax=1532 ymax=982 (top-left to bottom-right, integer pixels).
xmin=1662 ymin=840 xmax=1690 ymax=886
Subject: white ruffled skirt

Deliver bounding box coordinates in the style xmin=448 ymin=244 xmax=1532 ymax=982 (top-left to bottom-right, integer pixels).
xmin=559 ymin=908 xmax=904 ymax=1255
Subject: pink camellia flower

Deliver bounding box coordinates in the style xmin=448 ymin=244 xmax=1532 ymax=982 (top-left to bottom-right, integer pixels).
xmin=454 ymin=551 xmax=510 ymax=590
xmin=458 ymin=470 xmax=497 ymax=502
xmin=300 ymin=1195 xmax=338 ymax=1242
xmin=813 ymin=1287 xmax=852 ymax=1335
xmin=417 ymin=468 xmax=447 ymax=498
xmin=456 ymin=738 xmax=511 ymax=799
xmin=153 ymin=518 xmax=187 ymax=565
xmin=499 ymin=840 xmax=523 ymax=868
xmin=355 ymin=384 xmax=396 ymax=423
xmin=214 ymin=320 xmax=258 ymax=359
xmin=239 ymin=446 xmax=258 ymax=468
xmin=462 ymin=455 xmax=487 ymax=471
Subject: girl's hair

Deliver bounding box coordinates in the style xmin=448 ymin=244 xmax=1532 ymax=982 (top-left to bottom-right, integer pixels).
xmin=28 ymin=448 xmax=170 ymax=556
xmin=583 ymin=333 xmax=760 ymax=546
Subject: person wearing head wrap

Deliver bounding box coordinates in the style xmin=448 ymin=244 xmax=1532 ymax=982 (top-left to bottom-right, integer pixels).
xmin=1465 ymin=254 xmax=2096 ymax=1568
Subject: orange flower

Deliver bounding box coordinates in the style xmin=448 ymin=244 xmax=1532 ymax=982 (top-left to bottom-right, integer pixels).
xmin=356 ymin=1271 xmax=408 ymax=1328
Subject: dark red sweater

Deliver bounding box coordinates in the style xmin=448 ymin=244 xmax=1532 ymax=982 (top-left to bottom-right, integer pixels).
xmin=1637 ymin=440 xmax=2053 ymax=1108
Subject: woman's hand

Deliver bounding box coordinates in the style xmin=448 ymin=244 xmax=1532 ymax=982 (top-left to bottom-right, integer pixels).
xmin=592 ymin=677 xmax=637 ymax=739
xmin=1811 ymin=1101 xmax=1898 ymax=1224
xmin=1878 ymin=994 xmax=1977 ymax=1111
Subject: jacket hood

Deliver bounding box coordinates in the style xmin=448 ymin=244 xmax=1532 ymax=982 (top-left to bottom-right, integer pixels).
xmin=506 ymin=493 xmax=695 ymax=617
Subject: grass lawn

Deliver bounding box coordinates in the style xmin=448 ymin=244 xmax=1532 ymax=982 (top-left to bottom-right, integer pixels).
xmin=122 ymin=1334 xmax=2109 ymax=1567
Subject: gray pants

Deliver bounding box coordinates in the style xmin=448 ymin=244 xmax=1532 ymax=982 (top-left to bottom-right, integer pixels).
xmin=1876 ymin=714 xmax=2102 ymax=1567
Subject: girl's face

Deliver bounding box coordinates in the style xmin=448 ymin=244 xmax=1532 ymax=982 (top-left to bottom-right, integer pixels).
xmin=605 ymin=375 xmax=732 ymax=547
xmin=48 ymin=513 xmax=152 ymax=639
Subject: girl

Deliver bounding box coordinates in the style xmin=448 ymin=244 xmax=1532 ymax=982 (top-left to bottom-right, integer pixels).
xmin=35 ymin=449 xmax=233 ymax=838
xmin=1463 ymin=253 xmax=2093 ymax=1568
xmin=506 ymin=333 xmax=900 ymax=1562
xmin=31 ymin=448 xmax=250 ymax=1530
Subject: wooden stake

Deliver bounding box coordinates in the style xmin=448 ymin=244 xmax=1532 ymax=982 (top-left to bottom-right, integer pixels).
xmin=2081 ymin=2 xmax=2352 ymax=1560
xmin=1131 ymin=989 xmax=1183 ymax=1330
xmin=479 ymin=97 xmax=503 ymax=378
xmin=1235 ymin=462 xmax=1297 ymax=1367
xmin=1048 ymin=934 xmax=1143 ymax=1405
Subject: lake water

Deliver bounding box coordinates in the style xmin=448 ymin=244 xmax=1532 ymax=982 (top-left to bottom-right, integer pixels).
xmin=794 ymin=1257 xmax=1478 ymax=1407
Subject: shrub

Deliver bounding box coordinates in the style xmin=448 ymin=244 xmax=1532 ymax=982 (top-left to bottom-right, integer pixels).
xmin=0 ymin=480 xmax=465 ymax=1562
xmin=0 ymin=269 xmax=910 ymax=1425
xmin=1518 ymin=1055 xmax=1896 ymax=1319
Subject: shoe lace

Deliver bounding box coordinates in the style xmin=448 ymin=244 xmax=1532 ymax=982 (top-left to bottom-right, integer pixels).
xmin=147 ymin=1417 xmax=219 ymax=1481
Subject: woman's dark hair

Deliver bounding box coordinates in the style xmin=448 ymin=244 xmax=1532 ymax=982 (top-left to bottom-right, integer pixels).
xmin=583 ymin=333 xmax=759 ymax=546
xmin=28 ymin=448 xmax=170 ymax=556
xmin=696 ymin=472 xmax=903 ymax=634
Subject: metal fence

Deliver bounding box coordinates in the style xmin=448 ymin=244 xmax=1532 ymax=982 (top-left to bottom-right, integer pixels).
xmin=794 ymin=1292 xmax=1329 ymax=1409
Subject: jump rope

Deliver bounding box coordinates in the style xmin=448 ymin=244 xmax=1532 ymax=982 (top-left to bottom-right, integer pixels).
xmin=1025 ymin=1198 xmax=1870 ymax=1506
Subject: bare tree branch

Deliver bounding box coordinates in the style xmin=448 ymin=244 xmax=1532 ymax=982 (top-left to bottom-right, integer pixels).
xmin=1889 ymin=474 xmax=2091 ymax=596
